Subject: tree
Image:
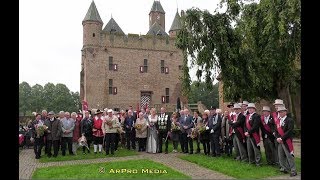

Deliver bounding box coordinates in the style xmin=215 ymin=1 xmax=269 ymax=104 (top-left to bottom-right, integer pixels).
xmin=176 ymin=0 xmax=300 ymax=106
xmin=30 ymin=84 xmax=44 ymax=112
xmin=19 ymin=82 xmax=32 ymax=115
xmin=19 ymin=82 xmax=80 ymax=115
xmin=188 ymin=82 xmax=219 ymax=109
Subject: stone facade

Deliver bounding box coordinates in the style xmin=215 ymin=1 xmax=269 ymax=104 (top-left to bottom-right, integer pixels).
xmin=80 ymin=1 xmax=184 ymax=112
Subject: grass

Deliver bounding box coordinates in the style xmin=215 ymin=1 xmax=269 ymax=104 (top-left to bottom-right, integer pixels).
xmin=39 ymin=146 xmax=138 ymax=163
xmin=179 ymin=154 xmax=301 ymax=179
xmin=32 ymin=159 xmax=191 ymax=179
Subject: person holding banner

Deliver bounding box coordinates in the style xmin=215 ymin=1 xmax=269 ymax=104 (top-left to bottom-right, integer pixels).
xmin=275 ymin=106 xmax=297 ymax=177
xmin=244 ymin=103 xmax=262 ymax=166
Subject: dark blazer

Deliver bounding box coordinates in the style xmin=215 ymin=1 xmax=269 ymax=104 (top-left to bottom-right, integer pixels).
xmin=208 ymin=113 xmax=222 ymax=135
xmin=179 ymin=114 xmax=193 ymax=134
xmin=244 ymin=113 xmax=261 ymax=135
xmin=261 ymin=115 xmax=276 ymax=140
xmin=275 ymin=116 xmax=294 ymax=141
xmin=44 ymin=118 xmax=61 ymax=141
xmin=81 ymin=117 xmax=93 ymax=140
xmin=229 ymin=113 xmax=246 ymax=141
xmin=124 ymin=115 xmax=135 ymax=132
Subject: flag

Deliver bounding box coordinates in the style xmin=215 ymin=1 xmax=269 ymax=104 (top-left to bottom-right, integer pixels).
xmin=82 ymin=100 xmax=88 ymax=111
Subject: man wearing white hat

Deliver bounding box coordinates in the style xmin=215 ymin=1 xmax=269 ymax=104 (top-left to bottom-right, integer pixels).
xmin=272 ymin=99 xmax=285 ymax=166
xmin=228 ymin=103 xmax=248 ymax=162
xmin=274 ymin=106 xmax=297 ymax=177
xmin=244 ymin=103 xmax=262 ymax=166
xmin=242 ymin=101 xmax=249 ymax=115
xmin=261 ymin=106 xmax=277 ymax=165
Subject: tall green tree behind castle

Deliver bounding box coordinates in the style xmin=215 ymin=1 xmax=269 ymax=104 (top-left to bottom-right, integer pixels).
xmin=19 ymin=82 xmax=80 ymax=115
xmin=176 ymin=0 xmax=300 ymax=117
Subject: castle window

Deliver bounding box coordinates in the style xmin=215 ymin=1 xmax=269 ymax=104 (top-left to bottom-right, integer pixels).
xmin=165 ymin=88 xmax=169 ymax=103
xmin=178 ymin=65 xmax=182 ymax=70
xmin=141 ymin=59 xmax=148 ymax=73
xmin=109 ymin=79 xmax=113 ymax=94
xmin=109 ymin=56 xmax=113 ymax=70
xmin=93 ymin=33 xmax=95 ymax=37
xmin=161 ymin=60 xmax=165 ymax=73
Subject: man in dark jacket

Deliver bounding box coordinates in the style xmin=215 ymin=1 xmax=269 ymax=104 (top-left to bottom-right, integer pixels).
xmin=179 ymin=108 xmax=194 ymax=154
xmin=275 ymin=106 xmax=297 ymax=177
xmin=81 ymin=110 xmax=93 ymax=154
xmin=124 ymin=110 xmax=136 ymax=150
xmin=228 ymin=103 xmax=248 ymax=162
xmin=208 ymin=106 xmax=222 ymax=157
xmin=157 ymin=107 xmax=171 ymax=154
xmin=261 ymin=106 xmax=277 ymax=165
xmin=244 ymin=103 xmax=262 ymax=166
xmin=44 ymin=111 xmax=62 ymax=157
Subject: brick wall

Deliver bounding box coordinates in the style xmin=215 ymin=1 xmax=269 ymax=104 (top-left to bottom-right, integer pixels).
xmin=82 ymin=33 xmax=184 ymax=111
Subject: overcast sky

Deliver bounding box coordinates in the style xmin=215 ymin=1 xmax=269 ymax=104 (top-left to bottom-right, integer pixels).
xmin=19 ymin=0 xmax=220 ymax=93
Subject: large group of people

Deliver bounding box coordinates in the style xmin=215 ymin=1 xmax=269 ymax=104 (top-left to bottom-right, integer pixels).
xmin=27 ymin=99 xmax=297 ymax=177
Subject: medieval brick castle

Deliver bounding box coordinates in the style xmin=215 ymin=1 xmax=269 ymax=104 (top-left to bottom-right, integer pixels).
xmin=80 ymin=1 xmax=185 ymax=112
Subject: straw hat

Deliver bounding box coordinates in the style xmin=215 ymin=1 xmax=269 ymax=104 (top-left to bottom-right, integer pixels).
xmin=247 ymin=103 xmax=256 ymax=109
xmin=273 ymin=99 xmax=284 ymax=105
xmin=262 ymin=106 xmax=271 ymax=112
xmin=233 ymin=103 xmax=241 ymax=109
xmin=242 ymin=101 xmax=249 ymax=105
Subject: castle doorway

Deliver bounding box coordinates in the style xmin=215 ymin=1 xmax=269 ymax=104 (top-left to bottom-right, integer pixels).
xmin=141 ymin=91 xmax=152 ymax=110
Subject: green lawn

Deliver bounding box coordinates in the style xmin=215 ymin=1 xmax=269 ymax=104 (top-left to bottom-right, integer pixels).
xmin=32 ymin=159 xmax=191 ymax=179
xmin=179 ymin=154 xmax=301 ymax=179
xmin=39 ymin=147 xmax=138 ymax=163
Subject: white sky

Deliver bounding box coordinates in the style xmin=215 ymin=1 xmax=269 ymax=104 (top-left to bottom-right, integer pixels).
xmin=19 ymin=0 xmax=220 ymax=93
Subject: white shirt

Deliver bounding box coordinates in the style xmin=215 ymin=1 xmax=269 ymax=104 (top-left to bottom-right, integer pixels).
xmin=280 ymin=116 xmax=287 ymax=126
xmin=249 ymin=112 xmax=255 ymax=120
xmin=264 ymin=115 xmax=270 ymax=124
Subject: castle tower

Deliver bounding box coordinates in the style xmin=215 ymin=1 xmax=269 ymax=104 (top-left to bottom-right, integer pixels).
xmin=82 ymin=1 xmax=103 ymax=47
xmin=80 ymin=1 xmax=103 ymax=104
xmin=149 ymin=0 xmax=165 ymax=30
xmin=169 ymin=10 xmax=182 ymax=37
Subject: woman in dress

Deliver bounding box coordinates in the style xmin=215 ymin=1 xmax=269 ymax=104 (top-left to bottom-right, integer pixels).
xmin=170 ymin=112 xmax=181 ymax=153
xmin=146 ymin=108 xmax=158 ymax=153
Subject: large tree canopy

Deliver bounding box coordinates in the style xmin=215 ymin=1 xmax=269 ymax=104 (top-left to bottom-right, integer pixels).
xmin=188 ymin=82 xmax=219 ymax=109
xmin=176 ymin=0 xmax=300 ymax=102
xmin=19 ymin=82 xmax=80 ymax=115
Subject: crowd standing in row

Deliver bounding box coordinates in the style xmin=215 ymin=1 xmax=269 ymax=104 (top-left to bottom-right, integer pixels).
xmin=28 ymin=99 xmax=297 ymax=177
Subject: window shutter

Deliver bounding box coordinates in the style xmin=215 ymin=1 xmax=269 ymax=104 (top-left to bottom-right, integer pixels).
xmin=113 ymin=64 xmax=118 ymax=71
xmin=165 ymin=67 xmax=169 ymax=74
xmin=161 ymin=96 xmax=165 ymax=103
xmin=140 ymin=66 xmax=144 ymax=73
xmin=113 ymin=87 xmax=117 ymax=95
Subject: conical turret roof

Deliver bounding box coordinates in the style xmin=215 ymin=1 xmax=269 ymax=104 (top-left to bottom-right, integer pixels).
xmin=103 ymin=17 xmax=125 ymax=35
xmin=83 ymin=1 xmax=103 ymax=23
xmin=169 ymin=11 xmax=181 ymax=31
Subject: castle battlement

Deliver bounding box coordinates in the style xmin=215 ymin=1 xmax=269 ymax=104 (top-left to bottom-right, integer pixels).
xmin=100 ymin=33 xmax=179 ymax=52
